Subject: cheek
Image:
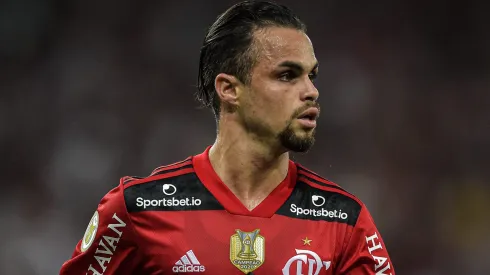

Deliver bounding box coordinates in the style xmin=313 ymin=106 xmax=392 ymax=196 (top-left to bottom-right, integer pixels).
xmin=245 ymin=97 xmax=284 ymax=129
xmin=248 ymin=81 xmax=295 ymax=126
xmin=268 ymin=99 xmax=295 ymax=128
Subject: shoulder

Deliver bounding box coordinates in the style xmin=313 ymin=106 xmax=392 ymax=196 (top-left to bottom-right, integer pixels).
xmin=120 ymin=156 xmax=222 ymax=213
xmin=122 ymin=157 xmax=194 ymax=186
xmin=278 ymin=162 xmax=366 ymax=226
xmin=295 ymin=163 xmax=362 ymax=206
xmin=91 ymin=157 xmax=196 ymax=215
xmin=121 ymin=156 xmax=197 ymax=208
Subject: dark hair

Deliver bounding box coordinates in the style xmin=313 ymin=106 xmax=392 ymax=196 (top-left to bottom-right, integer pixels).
xmin=196 ymin=1 xmax=306 ymax=119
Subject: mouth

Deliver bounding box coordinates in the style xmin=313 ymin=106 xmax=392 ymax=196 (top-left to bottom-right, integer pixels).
xmin=297 ymin=107 xmax=319 ymax=121
xmin=296 ymin=107 xmax=319 ymax=129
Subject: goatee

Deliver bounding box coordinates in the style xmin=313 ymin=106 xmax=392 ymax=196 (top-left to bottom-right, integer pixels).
xmin=278 ymin=102 xmax=320 ymax=153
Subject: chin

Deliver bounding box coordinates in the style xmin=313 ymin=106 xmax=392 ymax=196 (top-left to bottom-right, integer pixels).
xmin=288 ymin=140 xmax=315 ymax=153
xmin=279 ymin=128 xmax=316 ymax=153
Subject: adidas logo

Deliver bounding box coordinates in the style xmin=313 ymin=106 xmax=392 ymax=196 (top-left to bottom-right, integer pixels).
xmin=172 ymin=250 xmax=206 ymax=273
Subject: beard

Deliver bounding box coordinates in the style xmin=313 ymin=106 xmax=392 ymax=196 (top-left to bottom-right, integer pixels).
xmin=278 ymin=122 xmax=316 ymax=153
xmin=238 ymin=101 xmax=320 ymax=153
xmin=278 ymin=102 xmax=320 ymax=153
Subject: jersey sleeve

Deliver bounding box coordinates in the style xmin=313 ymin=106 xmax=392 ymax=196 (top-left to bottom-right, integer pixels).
xmin=59 ymin=179 xmax=141 ymax=275
xmin=337 ymin=205 xmax=396 ymax=275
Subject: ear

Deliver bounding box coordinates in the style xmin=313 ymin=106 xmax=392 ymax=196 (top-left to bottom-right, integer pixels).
xmin=214 ymin=73 xmax=241 ymax=111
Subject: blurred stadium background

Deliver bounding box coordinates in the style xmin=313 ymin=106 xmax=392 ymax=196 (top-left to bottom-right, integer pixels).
xmin=1 ymin=0 xmax=489 ymax=274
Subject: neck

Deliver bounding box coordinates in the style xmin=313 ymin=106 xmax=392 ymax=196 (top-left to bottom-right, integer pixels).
xmin=208 ymin=119 xmax=290 ymax=211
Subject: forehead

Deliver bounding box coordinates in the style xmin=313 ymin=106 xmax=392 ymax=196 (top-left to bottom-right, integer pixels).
xmin=252 ymin=27 xmax=317 ymax=69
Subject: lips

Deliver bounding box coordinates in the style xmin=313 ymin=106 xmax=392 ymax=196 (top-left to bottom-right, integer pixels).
xmin=297 ymin=107 xmax=320 ymax=121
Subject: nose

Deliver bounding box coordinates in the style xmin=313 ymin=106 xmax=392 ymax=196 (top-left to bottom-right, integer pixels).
xmin=301 ymin=77 xmax=319 ymax=102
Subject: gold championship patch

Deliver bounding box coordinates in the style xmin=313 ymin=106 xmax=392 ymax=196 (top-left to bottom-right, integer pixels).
xmin=230 ymin=229 xmax=265 ymax=274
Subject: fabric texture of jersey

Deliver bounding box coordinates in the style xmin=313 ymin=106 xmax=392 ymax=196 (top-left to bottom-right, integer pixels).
xmin=60 ymin=146 xmax=395 ymax=275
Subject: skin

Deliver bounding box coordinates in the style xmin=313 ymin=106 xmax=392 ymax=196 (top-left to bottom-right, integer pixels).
xmin=209 ymin=26 xmax=320 ymax=211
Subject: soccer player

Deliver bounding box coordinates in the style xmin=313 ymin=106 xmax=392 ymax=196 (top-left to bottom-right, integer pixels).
xmin=60 ymin=1 xmax=395 ymax=274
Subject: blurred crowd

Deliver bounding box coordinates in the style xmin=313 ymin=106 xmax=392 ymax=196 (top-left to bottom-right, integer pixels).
xmin=1 ymin=0 xmax=489 ymax=274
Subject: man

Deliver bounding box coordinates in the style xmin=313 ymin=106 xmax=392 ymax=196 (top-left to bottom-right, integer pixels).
xmin=60 ymin=1 xmax=395 ymax=274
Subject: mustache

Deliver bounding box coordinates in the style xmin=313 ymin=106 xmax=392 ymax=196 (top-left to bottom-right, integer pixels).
xmin=292 ymin=102 xmax=321 ymax=118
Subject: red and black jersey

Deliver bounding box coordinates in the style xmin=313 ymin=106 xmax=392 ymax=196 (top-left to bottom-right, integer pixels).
xmin=60 ymin=147 xmax=395 ymax=275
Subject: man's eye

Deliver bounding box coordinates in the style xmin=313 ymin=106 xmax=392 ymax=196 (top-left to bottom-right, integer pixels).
xmin=308 ymin=72 xmax=317 ymax=82
xmin=279 ymin=72 xmax=295 ymax=82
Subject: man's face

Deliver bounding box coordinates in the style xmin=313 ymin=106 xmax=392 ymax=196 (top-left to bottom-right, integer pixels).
xmin=238 ymin=27 xmax=320 ymax=153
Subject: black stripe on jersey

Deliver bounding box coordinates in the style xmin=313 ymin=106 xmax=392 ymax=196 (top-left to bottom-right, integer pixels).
xmin=151 ymin=163 xmax=193 ymax=176
xmin=275 ymin=181 xmax=361 ymax=226
xmin=297 ymin=166 xmax=345 ymax=191
xmin=124 ymin=172 xmax=224 ymax=212
xmin=151 ymin=158 xmax=192 ymax=173
xmin=299 ymin=174 xmax=345 ymax=192
xmin=123 ymin=176 xmax=144 ymax=184
xmin=297 ymin=165 xmax=322 ymax=177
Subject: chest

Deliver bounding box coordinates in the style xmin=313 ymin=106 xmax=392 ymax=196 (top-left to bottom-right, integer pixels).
xmin=132 ymin=211 xmax=344 ymax=275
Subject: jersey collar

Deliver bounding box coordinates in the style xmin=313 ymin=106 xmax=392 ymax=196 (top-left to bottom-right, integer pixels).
xmin=193 ymin=146 xmax=297 ymax=218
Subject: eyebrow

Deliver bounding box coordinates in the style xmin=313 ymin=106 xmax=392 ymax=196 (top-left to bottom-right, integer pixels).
xmin=277 ymin=60 xmax=319 ymax=73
